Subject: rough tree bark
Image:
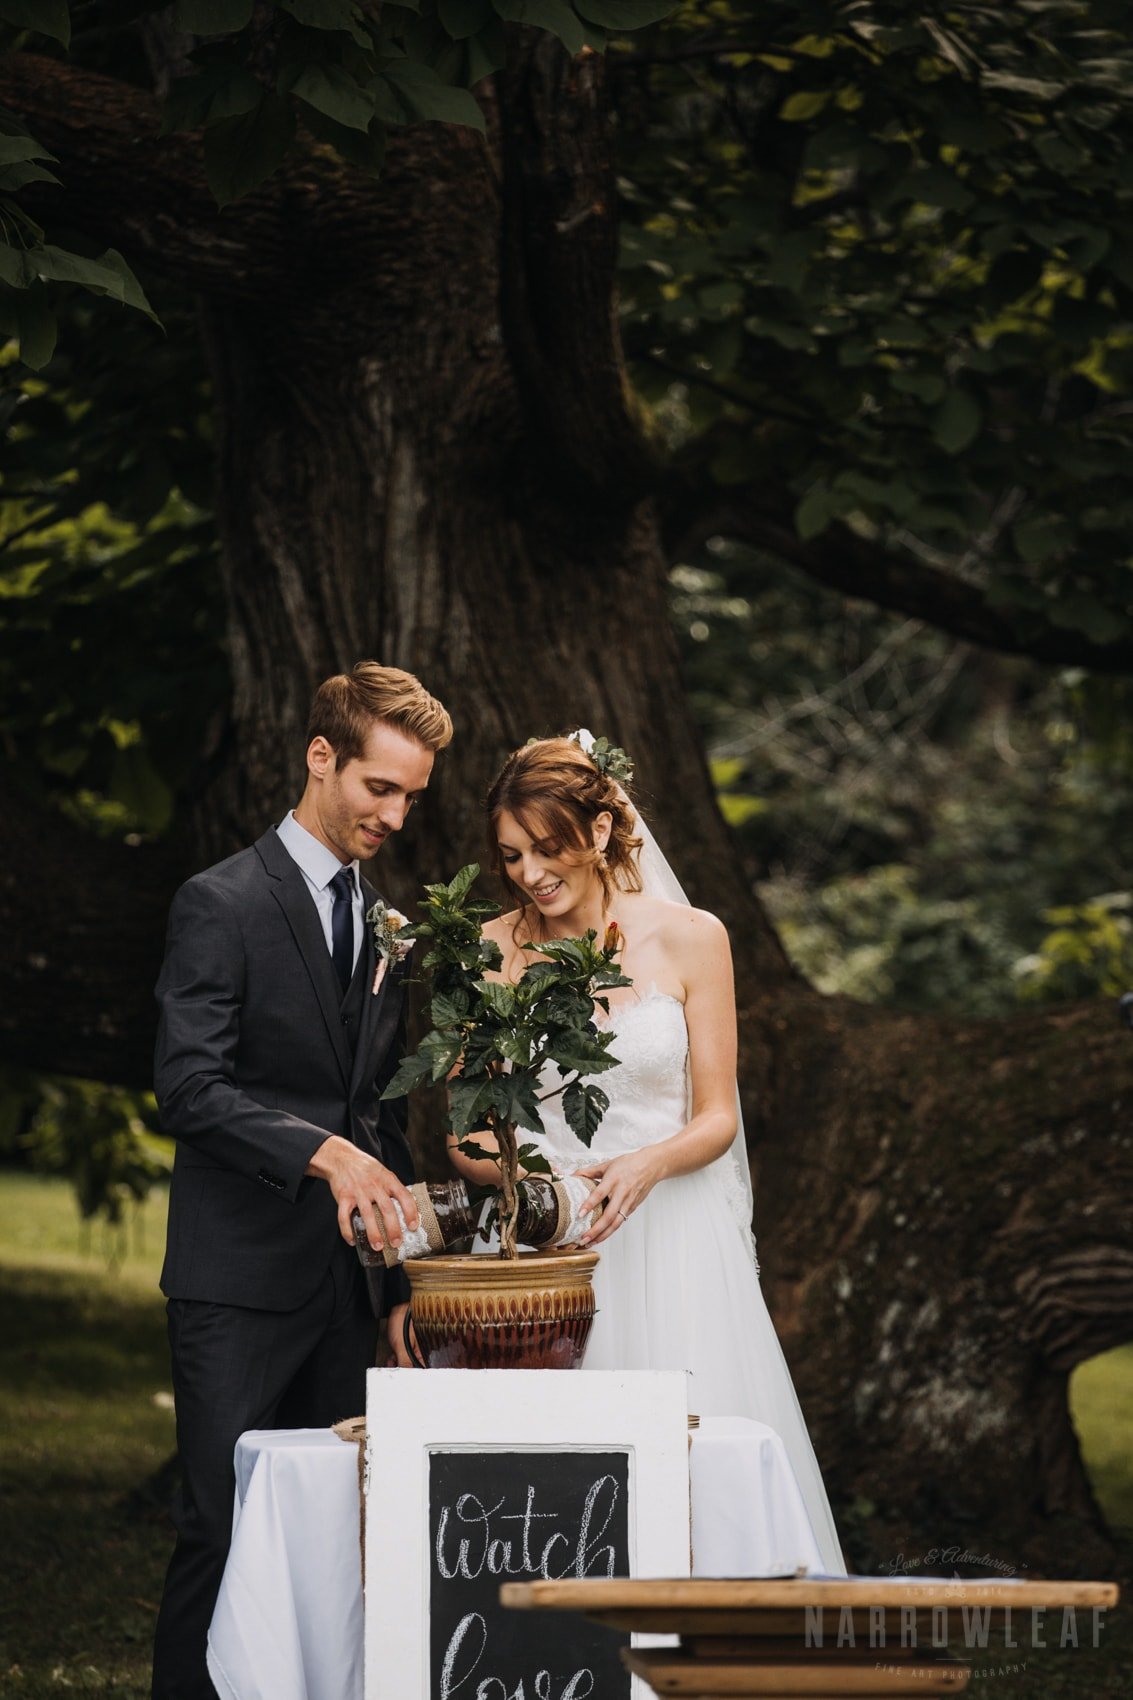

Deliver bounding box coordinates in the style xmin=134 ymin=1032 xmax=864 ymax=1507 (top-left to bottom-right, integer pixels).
xmin=1 ymin=38 xmax=1130 ymax=1571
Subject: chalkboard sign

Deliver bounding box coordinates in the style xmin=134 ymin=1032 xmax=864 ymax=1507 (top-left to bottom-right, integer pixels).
xmin=429 ymin=1449 xmax=630 ymax=1699
xmin=365 ymin=1367 xmax=690 ymax=1700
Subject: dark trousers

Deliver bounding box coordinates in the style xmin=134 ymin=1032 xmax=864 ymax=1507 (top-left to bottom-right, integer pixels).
xmin=151 ymin=1245 xmax=378 ymax=1700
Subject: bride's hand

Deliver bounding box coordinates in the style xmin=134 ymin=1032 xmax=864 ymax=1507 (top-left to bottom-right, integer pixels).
xmin=575 ymin=1149 xmax=662 ymax=1247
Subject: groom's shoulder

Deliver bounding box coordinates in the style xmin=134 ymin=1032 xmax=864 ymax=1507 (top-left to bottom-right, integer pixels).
xmin=176 ymin=831 xmax=279 ymax=903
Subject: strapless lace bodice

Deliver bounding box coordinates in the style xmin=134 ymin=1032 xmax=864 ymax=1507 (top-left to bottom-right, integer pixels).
xmin=534 ymin=989 xmax=689 ymax=1171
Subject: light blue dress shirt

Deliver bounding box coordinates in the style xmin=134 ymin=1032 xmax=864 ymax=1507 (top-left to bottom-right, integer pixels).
xmin=276 ymin=811 xmax=363 ymax=972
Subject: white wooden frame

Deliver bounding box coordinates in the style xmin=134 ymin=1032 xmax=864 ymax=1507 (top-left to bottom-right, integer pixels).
xmin=364 ymin=1368 xmax=690 ymax=1700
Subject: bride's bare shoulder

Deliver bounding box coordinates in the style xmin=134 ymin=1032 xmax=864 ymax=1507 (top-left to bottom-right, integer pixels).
xmin=621 ymin=891 xmax=727 ymax=941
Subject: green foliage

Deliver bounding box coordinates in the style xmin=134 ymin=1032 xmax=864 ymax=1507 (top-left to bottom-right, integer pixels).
xmin=1015 ymin=894 xmax=1133 ymax=1003
xmin=0 ymin=289 xmax=227 ymax=836
xmin=0 ymin=1068 xmax=173 ymax=1228
xmin=0 ymin=1 xmax=673 ymax=358
xmin=384 ymin=864 xmax=629 ymax=1256
xmin=617 ymin=2 xmax=1133 ymax=656
xmin=673 ymin=547 xmax=1133 ymax=1016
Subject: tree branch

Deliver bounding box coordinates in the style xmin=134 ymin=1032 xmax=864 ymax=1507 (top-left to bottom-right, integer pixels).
xmin=0 ymin=52 xmax=496 ymax=330
xmin=668 ymin=489 xmax=1133 ymax=676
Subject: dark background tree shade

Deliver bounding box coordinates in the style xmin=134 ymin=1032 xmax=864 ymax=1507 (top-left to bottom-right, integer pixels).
xmin=0 ymin=1 xmax=1131 ymax=1575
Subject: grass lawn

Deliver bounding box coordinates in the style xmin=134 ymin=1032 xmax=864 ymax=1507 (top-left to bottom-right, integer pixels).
xmin=0 ymin=1174 xmax=173 ymax=1699
xmin=0 ymin=1170 xmax=1129 ymax=1698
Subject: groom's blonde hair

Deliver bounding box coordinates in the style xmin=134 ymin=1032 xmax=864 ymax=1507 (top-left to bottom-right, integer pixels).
xmin=308 ymin=663 xmax=453 ymax=765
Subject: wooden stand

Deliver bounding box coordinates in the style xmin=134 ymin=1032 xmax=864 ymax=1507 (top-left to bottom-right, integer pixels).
xmin=499 ymin=1577 xmax=1119 ymax=1699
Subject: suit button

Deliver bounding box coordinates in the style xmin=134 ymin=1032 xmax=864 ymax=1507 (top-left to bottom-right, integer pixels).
xmin=342 ymin=1014 xmax=351 ymax=1027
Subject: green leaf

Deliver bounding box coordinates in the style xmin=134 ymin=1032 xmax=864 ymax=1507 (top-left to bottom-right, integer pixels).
xmin=301 ymin=108 xmax=387 ymax=174
xmin=795 ymin=482 xmax=835 ymax=541
xmin=496 ymin=1072 xmax=545 ymax=1135
xmin=420 ymin=1029 xmax=464 ymax=1082
xmin=381 ymin=1051 xmax=433 ymax=1099
xmin=162 ymin=67 xmax=264 ymax=133
xmin=574 ymin=1 xmax=676 ymax=27
xmin=465 ymin=23 xmax=508 ymax=80
xmin=204 ymin=95 xmax=296 ymax=207
xmin=562 ymin=1080 xmax=609 ymax=1147
xmin=443 ymin=862 xmax=480 ymax=904
xmin=456 ymin=1138 xmax=498 ymax=1161
xmin=1046 ymin=593 xmax=1129 ymax=644
xmin=0 ymin=160 xmax=61 ymax=192
xmin=0 ymin=135 xmax=55 ymax=168
xmin=0 ymin=242 xmax=35 ymax=288
xmin=0 ymin=0 xmax=70 ymax=46
xmin=430 ymin=988 xmax=470 ymax=1028
xmin=496 ymin=1032 xmax=531 ymax=1067
xmin=23 ymin=246 xmax=158 ymax=322
xmin=109 ymin=744 xmax=174 ymax=833
xmin=441 ymin=0 xmax=492 ymax=38
xmin=448 ymin=1075 xmax=498 ymax=1135
xmin=516 ymin=1144 xmax=553 ymax=1177
xmin=284 ymin=63 xmax=375 ymax=131
xmin=544 ymin=1036 xmax=618 ymax=1075
xmin=280 ymin=0 xmax=370 ymax=44
xmin=96 ymin=251 xmax=160 ymax=322
xmin=1012 ymin=514 xmax=1071 ymax=564
xmin=476 ymin=979 xmax=517 ymax=1018
xmin=492 ymin=1 xmax=586 ymax=55
xmin=932 ymin=389 xmax=982 ymax=455
xmin=779 ymin=91 xmax=830 ymax=122
xmin=378 ymin=60 xmax=486 ymax=131
xmin=15 ymin=288 xmax=55 ymax=371
xmin=173 ymin=0 xmax=254 ymax=32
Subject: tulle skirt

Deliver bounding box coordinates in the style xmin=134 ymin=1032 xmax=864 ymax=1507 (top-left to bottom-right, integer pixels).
xmin=581 ymin=1161 xmax=846 ymax=1575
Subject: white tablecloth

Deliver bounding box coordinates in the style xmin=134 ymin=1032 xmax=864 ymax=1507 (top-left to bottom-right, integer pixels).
xmin=207 ymin=1415 xmax=827 ymax=1700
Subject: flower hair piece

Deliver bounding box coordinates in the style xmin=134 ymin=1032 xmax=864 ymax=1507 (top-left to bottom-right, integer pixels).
xmin=571 ymin=728 xmax=635 ymax=787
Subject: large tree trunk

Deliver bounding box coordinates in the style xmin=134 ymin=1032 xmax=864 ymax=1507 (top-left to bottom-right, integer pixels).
xmin=1 ymin=38 xmax=1131 ymax=1572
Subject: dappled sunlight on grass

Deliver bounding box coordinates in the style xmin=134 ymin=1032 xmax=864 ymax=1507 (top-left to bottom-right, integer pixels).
xmin=1071 ymin=1346 xmax=1133 ymax=1532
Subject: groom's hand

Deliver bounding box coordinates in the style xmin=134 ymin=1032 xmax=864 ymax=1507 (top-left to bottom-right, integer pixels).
xmin=305 ymin=1135 xmax=420 ymax=1252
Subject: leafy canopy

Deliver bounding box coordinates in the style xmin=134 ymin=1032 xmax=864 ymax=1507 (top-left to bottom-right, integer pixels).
xmin=0 ymin=0 xmax=676 ymax=364
xmin=617 ymin=0 xmax=1133 ymax=658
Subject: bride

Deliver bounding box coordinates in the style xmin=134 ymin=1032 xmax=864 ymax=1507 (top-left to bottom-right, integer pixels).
xmin=448 ymin=731 xmax=844 ymax=1575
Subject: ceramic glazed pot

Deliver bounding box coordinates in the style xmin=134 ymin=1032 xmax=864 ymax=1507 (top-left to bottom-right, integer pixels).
xmin=404 ymin=1248 xmax=599 ymax=1369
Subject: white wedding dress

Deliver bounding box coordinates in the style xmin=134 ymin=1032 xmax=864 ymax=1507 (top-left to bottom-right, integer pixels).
xmin=531 ymin=984 xmax=846 ymax=1576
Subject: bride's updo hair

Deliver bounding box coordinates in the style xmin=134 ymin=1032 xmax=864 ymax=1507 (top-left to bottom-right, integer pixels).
xmin=486 ymin=736 xmax=644 ymax=911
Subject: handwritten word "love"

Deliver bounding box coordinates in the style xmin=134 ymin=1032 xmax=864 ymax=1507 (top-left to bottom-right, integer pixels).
xmin=441 ymin=1611 xmax=594 ymax=1700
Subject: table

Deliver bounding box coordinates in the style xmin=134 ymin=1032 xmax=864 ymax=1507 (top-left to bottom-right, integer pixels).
xmin=500 ymin=1576 xmax=1120 ymax=1697
xmin=207 ymin=1415 xmax=835 ymax=1700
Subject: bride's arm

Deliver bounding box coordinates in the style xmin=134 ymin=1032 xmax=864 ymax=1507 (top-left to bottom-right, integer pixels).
xmin=578 ymin=908 xmax=738 ymax=1247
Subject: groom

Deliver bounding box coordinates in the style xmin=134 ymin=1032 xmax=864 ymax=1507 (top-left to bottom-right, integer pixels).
xmin=151 ymin=662 xmax=452 ymax=1700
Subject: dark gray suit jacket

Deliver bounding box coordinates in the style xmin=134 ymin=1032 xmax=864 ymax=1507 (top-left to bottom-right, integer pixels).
xmin=154 ymin=826 xmax=414 ymax=1313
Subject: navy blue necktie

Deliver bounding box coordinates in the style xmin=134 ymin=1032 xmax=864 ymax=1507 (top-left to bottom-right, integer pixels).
xmin=329 ymin=867 xmax=355 ymax=993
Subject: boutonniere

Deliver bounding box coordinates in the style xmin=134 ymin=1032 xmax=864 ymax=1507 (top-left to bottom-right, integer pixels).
xmin=367 ymin=899 xmax=413 ymax=995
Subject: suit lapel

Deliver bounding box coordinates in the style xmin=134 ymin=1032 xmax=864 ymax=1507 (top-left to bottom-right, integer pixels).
xmin=349 ymin=877 xmax=408 ymax=1099
xmin=256 ymin=829 xmax=351 ymax=1086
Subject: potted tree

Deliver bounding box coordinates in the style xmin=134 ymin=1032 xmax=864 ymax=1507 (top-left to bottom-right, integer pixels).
xmin=380 ymin=863 xmax=629 ymax=1368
